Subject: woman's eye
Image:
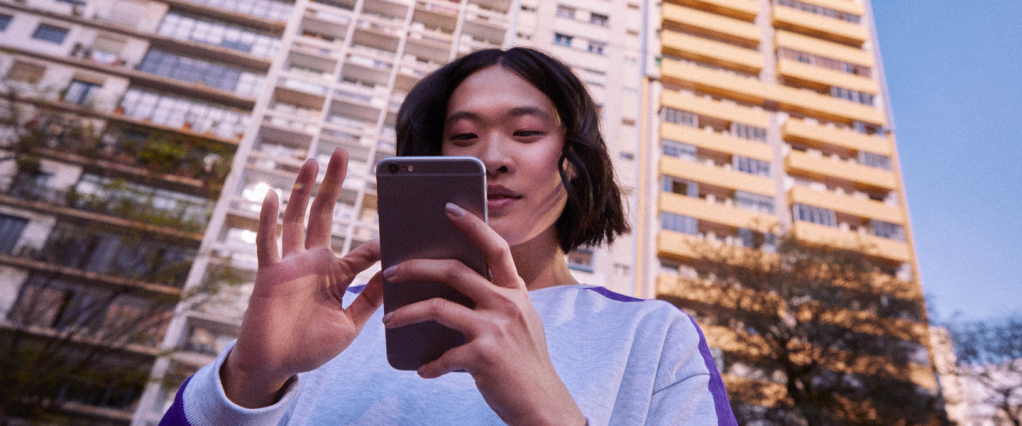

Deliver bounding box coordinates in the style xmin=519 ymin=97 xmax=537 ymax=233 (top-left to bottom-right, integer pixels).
xmin=451 ymin=133 xmax=477 ymax=141
xmin=514 ymin=130 xmax=543 ymax=138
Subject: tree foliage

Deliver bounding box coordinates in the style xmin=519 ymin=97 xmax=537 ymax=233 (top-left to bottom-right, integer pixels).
xmin=0 ymin=87 xmax=241 ymax=425
xmin=659 ymin=235 xmax=949 ymax=425
xmin=949 ymin=316 xmax=1022 ymax=426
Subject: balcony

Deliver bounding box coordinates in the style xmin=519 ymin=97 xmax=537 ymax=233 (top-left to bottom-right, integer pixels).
xmin=786 ymin=149 xmax=897 ymax=190
xmin=661 ymin=90 xmax=771 ymax=129
xmin=662 ymin=3 xmax=761 ymax=48
xmin=775 ymin=30 xmax=874 ymax=68
xmin=782 ymin=118 xmax=892 ymax=155
xmin=661 ymin=30 xmax=764 ymax=74
xmin=661 ymin=59 xmax=886 ymax=125
xmin=660 ymin=192 xmax=777 ymax=232
xmin=777 ymin=59 xmax=879 ymax=94
xmin=771 ymin=4 xmax=869 ymax=47
xmin=791 ymin=221 xmax=911 ymax=262
xmin=660 ymin=156 xmax=775 ymax=197
xmin=665 ymin=0 xmax=759 ymax=21
xmin=788 ymin=186 xmax=903 ymax=224
xmin=660 ymin=123 xmax=772 ymax=162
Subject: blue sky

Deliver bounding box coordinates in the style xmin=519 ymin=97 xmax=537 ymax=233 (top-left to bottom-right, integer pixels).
xmin=871 ymin=1 xmax=1022 ymax=322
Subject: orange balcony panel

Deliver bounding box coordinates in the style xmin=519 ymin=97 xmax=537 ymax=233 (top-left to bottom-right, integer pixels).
xmin=660 ymin=156 xmax=775 ymax=196
xmin=660 ymin=192 xmax=778 ymax=232
xmin=788 ymin=186 xmax=904 ymax=224
xmin=660 ymin=89 xmax=771 ymax=128
xmin=772 ymin=6 xmax=869 ymax=47
xmin=661 ymin=122 xmax=772 ymax=162
xmin=775 ymin=30 xmax=874 ymax=68
xmin=661 ymin=59 xmax=886 ymax=125
xmin=666 ymin=0 xmax=760 ymax=21
xmin=662 ymin=30 xmax=764 ymax=75
xmin=782 ymin=118 xmax=892 ymax=155
xmin=786 ymin=150 xmax=897 ymax=190
xmin=657 ymin=229 xmax=706 ymax=261
xmin=791 ymin=221 xmax=911 ymax=262
xmin=777 ymin=59 xmax=880 ymax=94
xmin=662 ymin=3 xmax=761 ymax=47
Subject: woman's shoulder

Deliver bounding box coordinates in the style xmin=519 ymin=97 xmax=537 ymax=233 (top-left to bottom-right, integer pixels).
xmin=530 ymin=284 xmax=696 ymax=333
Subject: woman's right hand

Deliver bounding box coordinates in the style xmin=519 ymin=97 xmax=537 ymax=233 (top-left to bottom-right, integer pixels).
xmin=220 ymin=148 xmax=384 ymax=408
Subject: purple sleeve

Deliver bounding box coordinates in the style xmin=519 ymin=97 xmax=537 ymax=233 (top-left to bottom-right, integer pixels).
xmin=158 ymin=376 xmax=194 ymax=426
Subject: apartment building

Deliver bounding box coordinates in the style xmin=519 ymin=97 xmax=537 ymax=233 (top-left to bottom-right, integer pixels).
xmin=638 ymin=0 xmax=937 ymax=419
xmin=0 ymin=0 xmax=284 ymax=423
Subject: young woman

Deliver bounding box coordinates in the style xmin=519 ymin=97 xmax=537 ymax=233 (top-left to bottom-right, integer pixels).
xmin=160 ymin=48 xmax=736 ymax=425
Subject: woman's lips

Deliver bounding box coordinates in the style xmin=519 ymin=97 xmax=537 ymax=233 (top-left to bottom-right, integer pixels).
xmin=487 ymin=185 xmax=522 ymax=212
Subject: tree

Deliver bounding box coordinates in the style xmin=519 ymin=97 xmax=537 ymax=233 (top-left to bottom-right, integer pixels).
xmin=0 ymin=87 xmax=242 ymax=425
xmin=949 ymin=316 xmax=1022 ymax=426
xmin=658 ymin=234 xmax=949 ymax=425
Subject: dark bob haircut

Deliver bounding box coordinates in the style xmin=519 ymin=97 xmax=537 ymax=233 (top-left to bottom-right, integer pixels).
xmin=395 ymin=47 xmax=629 ymax=252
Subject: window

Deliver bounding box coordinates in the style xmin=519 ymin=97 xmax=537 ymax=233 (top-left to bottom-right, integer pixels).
xmin=587 ymin=40 xmax=607 ymax=55
xmin=739 ymin=229 xmax=776 ymax=251
xmin=870 ymin=220 xmax=905 ymax=241
xmin=554 ymin=33 xmax=573 ymax=47
xmin=731 ymin=122 xmax=767 ymax=142
xmin=590 ymin=13 xmax=608 ymax=26
xmin=176 ymin=0 xmax=294 ymax=21
xmin=734 ymin=191 xmax=774 ymax=214
xmin=662 ymin=140 xmax=696 ymax=161
xmin=0 ymin=213 xmax=29 ymax=254
xmin=138 ymin=49 xmax=263 ymax=96
xmin=63 ymin=79 xmax=102 ymax=105
xmin=556 ymin=5 xmax=576 ymax=19
xmin=9 ymin=277 xmax=71 ymax=328
xmin=776 ymin=0 xmax=860 ymax=23
xmin=0 ymin=14 xmax=12 ymax=31
xmin=661 ymin=107 xmax=697 ymax=127
xmin=793 ymin=203 xmax=836 ymax=227
xmin=663 ymin=177 xmax=698 ymax=197
xmin=5 ymin=61 xmax=46 ymax=84
xmin=858 ymin=151 xmax=892 ymax=170
xmin=734 ymin=156 xmax=771 ymax=177
xmin=156 ymin=12 xmax=280 ymax=57
xmin=662 ymin=212 xmax=698 ymax=235
xmin=831 ymin=86 xmax=874 ymax=106
xmin=566 ymin=247 xmax=594 ymax=272
xmin=119 ymin=87 xmax=250 ymax=138
xmin=32 ymin=24 xmax=70 ymax=44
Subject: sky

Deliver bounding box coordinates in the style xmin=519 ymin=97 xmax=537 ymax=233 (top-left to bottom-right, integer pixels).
xmin=871 ymin=1 xmax=1022 ymax=323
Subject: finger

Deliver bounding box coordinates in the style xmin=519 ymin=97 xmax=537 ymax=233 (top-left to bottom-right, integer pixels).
xmin=383 ymin=297 xmax=478 ymax=336
xmin=256 ymin=189 xmax=281 ymax=268
xmin=346 ymin=271 xmax=384 ymax=329
xmin=445 ymin=203 xmax=520 ymax=288
xmin=306 ymin=148 xmax=348 ymax=249
xmin=281 ymin=159 xmax=318 ymax=256
xmin=341 ymin=239 xmax=381 ymax=275
xmin=417 ymin=345 xmax=472 ymax=379
xmin=384 ymin=258 xmax=491 ymax=302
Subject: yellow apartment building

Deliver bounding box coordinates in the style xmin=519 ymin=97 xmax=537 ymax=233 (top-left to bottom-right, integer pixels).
xmin=635 ymin=0 xmax=938 ymax=418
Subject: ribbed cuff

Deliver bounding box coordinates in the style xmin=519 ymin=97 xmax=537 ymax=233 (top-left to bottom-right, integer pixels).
xmin=182 ymin=341 xmax=300 ymax=426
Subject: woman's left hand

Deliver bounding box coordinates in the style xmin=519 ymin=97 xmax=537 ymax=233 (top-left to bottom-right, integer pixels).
xmin=381 ymin=202 xmax=586 ymax=426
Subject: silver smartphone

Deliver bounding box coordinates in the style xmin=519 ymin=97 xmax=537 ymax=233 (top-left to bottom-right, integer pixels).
xmin=375 ymin=156 xmax=488 ymax=371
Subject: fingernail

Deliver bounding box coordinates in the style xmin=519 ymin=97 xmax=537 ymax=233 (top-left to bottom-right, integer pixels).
xmin=383 ymin=265 xmax=397 ymax=279
xmin=445 ymin=203 xmax=465 ymax=218
xmin=382 ymin=312 xmax=392 ymax=323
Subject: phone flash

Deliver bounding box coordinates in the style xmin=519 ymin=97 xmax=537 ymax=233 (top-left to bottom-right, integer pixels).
xmin=407 ymin=165 xmax=415 ymax=171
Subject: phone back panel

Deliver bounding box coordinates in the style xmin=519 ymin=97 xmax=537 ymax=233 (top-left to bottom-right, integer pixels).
xmin=375 ymin=157 xmax=487 ymax=370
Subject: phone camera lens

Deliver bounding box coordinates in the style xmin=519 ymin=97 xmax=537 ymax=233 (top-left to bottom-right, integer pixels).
xmin=388 ymin=162 xmax=399 ymax=174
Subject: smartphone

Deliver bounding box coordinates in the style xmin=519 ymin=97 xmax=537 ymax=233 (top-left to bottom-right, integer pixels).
xmin=375 ymin=156 xmax=488 ymax=371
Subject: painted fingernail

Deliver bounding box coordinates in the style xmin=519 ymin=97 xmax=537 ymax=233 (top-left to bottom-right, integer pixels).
xmin=445 ymin=203 xmax=465 ymax=218
xmin=383 ymin=265 xmax=397 ymax=279
xmin=382 ymin=312 xmax=392 ymax=323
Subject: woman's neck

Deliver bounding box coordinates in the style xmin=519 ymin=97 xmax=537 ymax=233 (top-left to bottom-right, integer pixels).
xmin=510 ymin=228 xmax=578 ymax=291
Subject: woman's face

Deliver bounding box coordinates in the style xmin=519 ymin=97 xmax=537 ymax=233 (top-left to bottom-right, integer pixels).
xmin=441 ymin=65 xmax=567 ymax=248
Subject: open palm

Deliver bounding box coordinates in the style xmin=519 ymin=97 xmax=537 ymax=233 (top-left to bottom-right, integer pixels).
xmin=221 ymin=148 xmax=383 ymax=408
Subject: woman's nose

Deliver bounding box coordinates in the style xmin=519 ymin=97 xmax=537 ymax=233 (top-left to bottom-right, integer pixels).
xmin=479 ymin=134 xmax=512 ymax=176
